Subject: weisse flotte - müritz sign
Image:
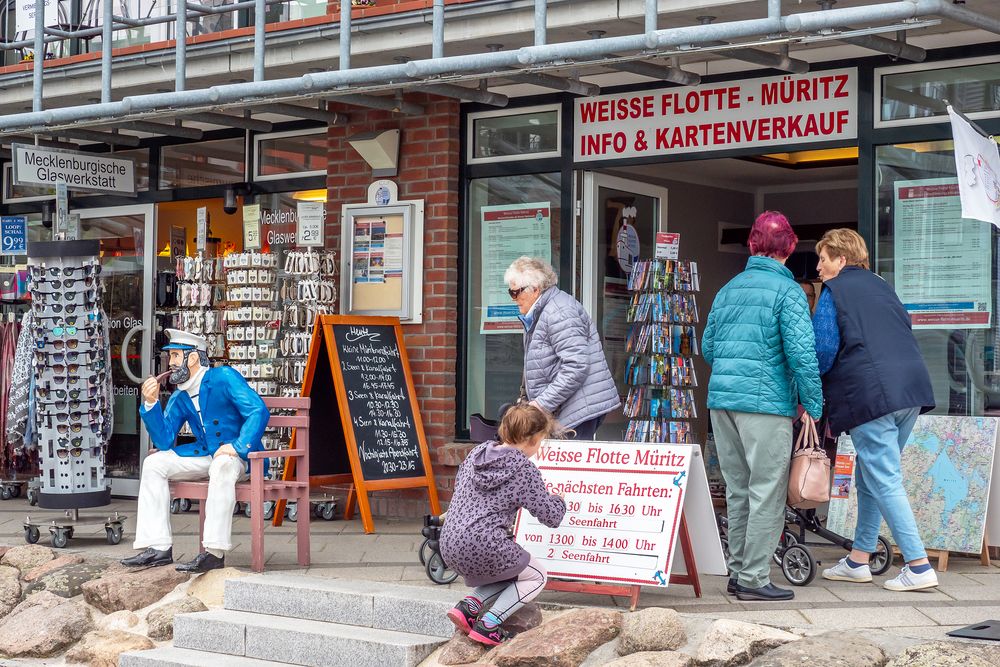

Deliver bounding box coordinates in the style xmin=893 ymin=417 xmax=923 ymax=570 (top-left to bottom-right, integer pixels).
xmin=574 ymin=68 xmax=857 ymax=162
xmin=12 ymin=144 xmax=137 ymax=194
xmin=514 ymin=440 xmax=692 ymax=587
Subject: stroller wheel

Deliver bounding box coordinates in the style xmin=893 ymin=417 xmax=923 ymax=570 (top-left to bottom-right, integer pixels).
xmin=781 ymin=545 xmax=816 ymax=586
xmin=419 ymin=537 xmax=432 ymax=566
xmin=426 ymin=552 xmax=458 ymax=585
xmin=870 ymin=536 xmax=894 ymax=576
xmin=772 ymin=530 xmax=798 ymax=566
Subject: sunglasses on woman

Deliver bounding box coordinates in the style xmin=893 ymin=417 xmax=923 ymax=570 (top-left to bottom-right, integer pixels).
xmin=508 ymin=286 xmax=530 ymax=299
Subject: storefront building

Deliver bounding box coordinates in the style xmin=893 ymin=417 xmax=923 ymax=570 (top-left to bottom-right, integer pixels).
xmin=0 ymin=1 xmax=998 ymax=513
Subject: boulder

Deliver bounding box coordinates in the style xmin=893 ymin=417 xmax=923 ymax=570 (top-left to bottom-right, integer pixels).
xmin=493 ymin=608 xmax=623 ymax=667
xmin=747 ymin=632 xmax=882 ymax=667
xmin=146 ymin=597 xmax=209 ymax=641
xmin=439 ymin=632 xmax=490 ymax=665
xmin=0 ymin=577 xmax=20 ymax=620
xmin=22 ymin=554 xmax=84 ymax=583
xmin=606 ymin=652 xmax=693 ymax=667
xmin=98 ymin=610 xmax=140 ymax=632
xmin=23 ymin=560 xmax=116 ymax=599
xmin=0 ymin=591 xmax=92 ymax=657
xmin=66 ymin=629 xmax=154 ymax=667
xmin=0 ymin=545 xmax=53 ymax=574
xmin=0 ymin=566 xmax=18 ymax=582
xmin=82 ymin=565 xmax=189 ymax=614
xmin=618 ymin=608 xmax=686 ymax=656
xmin=885 ymin=641 xmax=1000 ymax=667
xmin=695 ymin=620 xmax=799 ymax=666
xmin=506 ymin=603 xmax=544 ymax=636
xmin=186 ymin=566 xmax=248 ymax=608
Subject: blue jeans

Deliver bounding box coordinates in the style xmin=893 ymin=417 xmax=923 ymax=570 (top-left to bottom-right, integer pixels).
xmin=849 ymin=407 xmax=927 ymax=562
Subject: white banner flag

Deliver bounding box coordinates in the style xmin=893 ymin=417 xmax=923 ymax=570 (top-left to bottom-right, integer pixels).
xmin=949 ymin=106 xmax=1000 ymax=227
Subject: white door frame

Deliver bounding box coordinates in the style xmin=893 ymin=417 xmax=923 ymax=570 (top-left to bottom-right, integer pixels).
xmin=580 ymin=171 xmax=670 ymax=318
xmin=73 ymin=203 xmax=156 ymax=497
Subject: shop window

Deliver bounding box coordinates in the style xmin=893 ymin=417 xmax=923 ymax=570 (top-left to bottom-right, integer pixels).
xmin=254 ymin=129 xmax=327 ymax=181
xmin=878 ymin=57 xmax=1000 ymax=125
xmin=465 ymin=173 xmax=561 ymax=429
xmin=159 ymin=138 xmax=246 ymax=189
xmin=875 ymin=141 xmax=1000 ymax=417
xmin=468 ymin=106 xmax=560 ymax=163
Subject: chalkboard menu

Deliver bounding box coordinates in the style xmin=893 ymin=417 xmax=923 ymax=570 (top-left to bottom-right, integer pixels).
xmin=332 ymin=323 xmax=425 ymax=481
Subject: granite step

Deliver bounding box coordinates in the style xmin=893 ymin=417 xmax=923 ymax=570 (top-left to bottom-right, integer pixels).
xmin=173 ymin=609 xmax=444 ymax=667
xmin=223 ymin=574 xmax=457 ymax=638
xmin=120 ymin=646 xmax=289 ymax=667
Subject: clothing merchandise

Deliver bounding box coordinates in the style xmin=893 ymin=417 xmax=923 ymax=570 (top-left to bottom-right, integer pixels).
xmin=701 ymin=256 xmax=823 ymax=420
xmin=439 ymin=441 xmax=565 ymax=588
xmin=711 ymin=409 xmax=792 ymax=589
xmin=815 ymin=267 xmax=935 ymax=434
xmin=139 ymin=365 xmax=270 ymax=472
xmin=883 ymin=564 xmax=939 ymax=592
xmin=2 ymin=313 xmax=29 ymax=462
xmin=132 ymin=450 xmax=247 ymax=552
xmin=850 ymin=407 xmax=928 ymax=562
xmin=822 ymin=557 xmax=873 ymax=583
xmin=521 ymin=287 xmax=621 ymax=429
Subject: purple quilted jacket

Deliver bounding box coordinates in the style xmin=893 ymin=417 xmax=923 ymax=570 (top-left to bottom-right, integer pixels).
xmin=440 ymin=441 xmax=566 ymax=587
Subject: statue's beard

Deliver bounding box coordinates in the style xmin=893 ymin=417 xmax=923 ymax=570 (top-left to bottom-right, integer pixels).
xmin=168 ymin=363 xmax=191 ymax=385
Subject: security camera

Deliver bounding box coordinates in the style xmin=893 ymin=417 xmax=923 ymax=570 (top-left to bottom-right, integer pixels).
xmin=223 ymin=187 xmax=237 ymax=215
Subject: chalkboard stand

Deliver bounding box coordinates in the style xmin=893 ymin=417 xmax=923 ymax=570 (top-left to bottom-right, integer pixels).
xmin=275 ymin=315 xmax=441 ymax=534
xmin=543 ymin=512 xmax=701 ymax=610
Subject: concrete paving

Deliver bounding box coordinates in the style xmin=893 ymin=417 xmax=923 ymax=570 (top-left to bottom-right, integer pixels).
xmin=3 ymin=495 xmax=1000 ymax=646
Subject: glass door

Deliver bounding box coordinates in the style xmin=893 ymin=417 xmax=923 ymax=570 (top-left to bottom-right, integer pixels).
xmin=74 ymin=204 xmax=155 ymax=497
xmin=581 ymin=172 xmax=668 ymax=440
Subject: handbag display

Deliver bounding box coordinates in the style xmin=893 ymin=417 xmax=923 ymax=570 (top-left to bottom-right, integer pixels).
xmin=787 ymin=417 xmax=832 ymax=509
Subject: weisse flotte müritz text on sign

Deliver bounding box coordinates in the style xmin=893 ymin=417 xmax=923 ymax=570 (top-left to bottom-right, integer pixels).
xmin=574 ymin=69 xmax=857 ymax=161
xmin=514 ymin=440 xmax=692 ymax=587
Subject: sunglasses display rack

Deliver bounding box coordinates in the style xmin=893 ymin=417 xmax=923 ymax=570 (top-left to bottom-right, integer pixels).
xmin=22 ymin=240 xmax=125 ymax=549
xmin=623 ymin=258 xmax=701 ymax=444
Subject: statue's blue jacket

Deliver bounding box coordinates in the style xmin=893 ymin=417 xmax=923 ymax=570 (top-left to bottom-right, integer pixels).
xmin=139 ymin=366 xmax=270 ymax=473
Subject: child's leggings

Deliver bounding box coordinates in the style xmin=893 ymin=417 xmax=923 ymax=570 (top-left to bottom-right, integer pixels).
xmin=471 ymin=555 xmax=547 ymax=624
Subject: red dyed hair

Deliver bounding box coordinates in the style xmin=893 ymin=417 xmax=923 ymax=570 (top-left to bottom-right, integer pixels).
xmin=748 ymin=211 xmax=798 ymax=259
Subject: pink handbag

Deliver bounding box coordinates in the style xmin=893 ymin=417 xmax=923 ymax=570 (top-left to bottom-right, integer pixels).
xmin=787 ymin=420 xmax=831 ymax=509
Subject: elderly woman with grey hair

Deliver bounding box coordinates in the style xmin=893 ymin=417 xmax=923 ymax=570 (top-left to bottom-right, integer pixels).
xmin=504 ymin=256 xmax=620 ymax=440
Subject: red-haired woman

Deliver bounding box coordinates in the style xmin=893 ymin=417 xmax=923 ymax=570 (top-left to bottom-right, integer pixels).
xmin=702 ymin=211 xmax=823 ymax=602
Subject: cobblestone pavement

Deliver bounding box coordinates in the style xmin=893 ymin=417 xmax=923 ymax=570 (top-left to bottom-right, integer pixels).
xmin=3 ymin=494 xmax=999 ymax=645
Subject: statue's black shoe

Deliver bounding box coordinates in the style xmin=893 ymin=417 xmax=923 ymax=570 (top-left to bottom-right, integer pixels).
xmin=175 ymin=551 xmax=225 ymax=573
xmin=121 ymin=547 xmax=173 ymax=568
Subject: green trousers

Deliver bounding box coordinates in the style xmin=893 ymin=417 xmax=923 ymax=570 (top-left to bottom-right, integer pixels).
xmin=711 ymin=409 xmax=793 ymax=589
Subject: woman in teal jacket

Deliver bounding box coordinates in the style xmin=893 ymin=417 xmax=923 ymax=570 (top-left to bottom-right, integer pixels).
xmin=702 ymin=211 xmax=823 ymax=602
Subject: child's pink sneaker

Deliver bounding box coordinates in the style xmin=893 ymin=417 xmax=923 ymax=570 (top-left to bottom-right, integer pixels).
xmin=469 ymin=619 xmax=509 ymax=646
xmin=447 ymin=599 xmax=477 ymax=634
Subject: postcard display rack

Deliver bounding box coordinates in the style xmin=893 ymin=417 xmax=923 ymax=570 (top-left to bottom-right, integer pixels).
xmin=23 ymin=240 xmax=125 ymax=548
xmin=623 ymin=259 xmax=701 ymax=444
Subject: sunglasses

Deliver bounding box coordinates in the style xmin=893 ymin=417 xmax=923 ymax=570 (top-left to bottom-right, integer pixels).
xmin=55 ymin=446 xmax=103 ymax=459
xmin=50 ymin=373 xmax=105 ymax=386
xmin=35 ymin=338 xmax=80 ymax=351
xmin=34 ymin=350 xmax=100 ymax=364
xmin=30 ymin=277 xmax=96 ymax=290
xmin=30 ymin=263 xmax=101 ymax=278
xmin=35 ymin=301 xmax=99 ymax=314
xmin=56 ymin=436 xmax=85 ymax=450
xmin=36 ymin=386 xmax=98 ymax=401
xmin=508 ymin=286 xmax=530 ymax=299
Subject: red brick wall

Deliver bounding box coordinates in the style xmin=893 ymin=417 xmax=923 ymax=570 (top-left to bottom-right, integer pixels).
xmin=326 ymin=93 xmax=461 ymax=511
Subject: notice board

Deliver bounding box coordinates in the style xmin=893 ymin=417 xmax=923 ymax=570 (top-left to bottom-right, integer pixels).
xmin=285 ymin=314 xmax=440 ymax=533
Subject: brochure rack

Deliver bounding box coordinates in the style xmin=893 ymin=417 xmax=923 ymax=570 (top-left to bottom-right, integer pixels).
xmin=623 ymin=259 xmax=701 ymax=444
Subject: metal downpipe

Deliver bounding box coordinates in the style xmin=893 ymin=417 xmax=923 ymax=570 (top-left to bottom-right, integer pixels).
xmin=32 ymin=0 xmax=43 ymax=112
xmin=433 ymin=0 xmax=444 ymax=58
xmin=645 ymin=0 xmax=656 ymax=33
xmin=340 ymin=0 xmax=350 ymax=70
xmin=254 ymin=0 xmax=266 ymax=81
xmin=535 ymin=0 xmax=546 ymax=46
xmin=176 ymin=0 xmax=186 ymax=92
xmin=101 ymin=0 xmax=113 ymax=103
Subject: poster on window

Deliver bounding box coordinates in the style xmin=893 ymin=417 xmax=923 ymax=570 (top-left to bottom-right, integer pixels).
xmin=480 ymin=203 xmax=552 ymax=334
xmin=893 ymin=178 xmax=992 ymax=329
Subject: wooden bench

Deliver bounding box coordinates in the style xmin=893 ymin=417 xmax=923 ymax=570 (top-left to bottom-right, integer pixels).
xmin=169 ymin=396 xmax=311 ymax=573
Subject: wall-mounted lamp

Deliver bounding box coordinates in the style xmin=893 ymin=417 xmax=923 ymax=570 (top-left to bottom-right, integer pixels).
xmin=347 ymin=129 xmax=400 ymax=177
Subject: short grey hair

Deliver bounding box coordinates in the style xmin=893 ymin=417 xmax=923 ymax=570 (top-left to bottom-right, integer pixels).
xmin=504 ymin=256 xmax=558 ymax=291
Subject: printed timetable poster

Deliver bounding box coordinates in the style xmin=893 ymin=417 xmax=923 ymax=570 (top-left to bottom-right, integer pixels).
xmin=894 ymin=178 xmax=992 ymax=329
xmin=513 ymin=440 xmax=692 ymax=587
xmin=480 ymin=202 xmax=552 ymax=334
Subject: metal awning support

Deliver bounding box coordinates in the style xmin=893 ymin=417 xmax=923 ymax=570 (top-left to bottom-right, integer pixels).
xmin=6 ymin=0 xmax=1000 ymax=136
xmin=694 ymin=16 xmax=809 ymax=74
xmin=117 ymin=121 xmax=205 ymax=140
xmin=56 ymin=128 xmax=141 ymax=146
xmin=434 ymin=0 xmax=446 ymax=59
xmin=587 ymin=31 xmax=701 ymax=87
xmin=505 ymin=72 xmax=599 ymax=96
xmin=266 ymin=104 xmax=350 ymax=125
xmin=185 ymin=112 xmax=273 ymax=132
xmin=254 ymin=0 xmax=266 ymax=81
xmin=330 ymin=94 xmax=425 ymax=116
xmin=177 ymin=0 xmax=187 ymax=92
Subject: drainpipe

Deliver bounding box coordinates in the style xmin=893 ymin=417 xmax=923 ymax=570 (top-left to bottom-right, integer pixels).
xmin=176 ymin=0 xmax=186 ymax=91
xmin=101 ymin=0 xmax=113 ymax=103
xmin=534 ymin=0 xmax=546 ymax=46
xmin=340 ymin=0 xmax=351 ymax=70
xmin=645 ymin=0 xmax=656 ymax=33
xmin=32 ymin=0 xmax=43 ymax=112
xmin=254 ymin=0 xmax=266 ymax=81
xmin=433 ymin=0 xmax=444 ymax=58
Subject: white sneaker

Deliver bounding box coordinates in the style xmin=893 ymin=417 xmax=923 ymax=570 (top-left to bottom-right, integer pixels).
xmin=822 ymin=557 xmax=873 ymax=583
xmin=883 ymin=565 xmax=939 ymax=592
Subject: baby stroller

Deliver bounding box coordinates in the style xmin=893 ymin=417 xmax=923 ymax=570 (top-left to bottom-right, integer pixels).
xmin=420 ymin=514 xmax=458 ymax=585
